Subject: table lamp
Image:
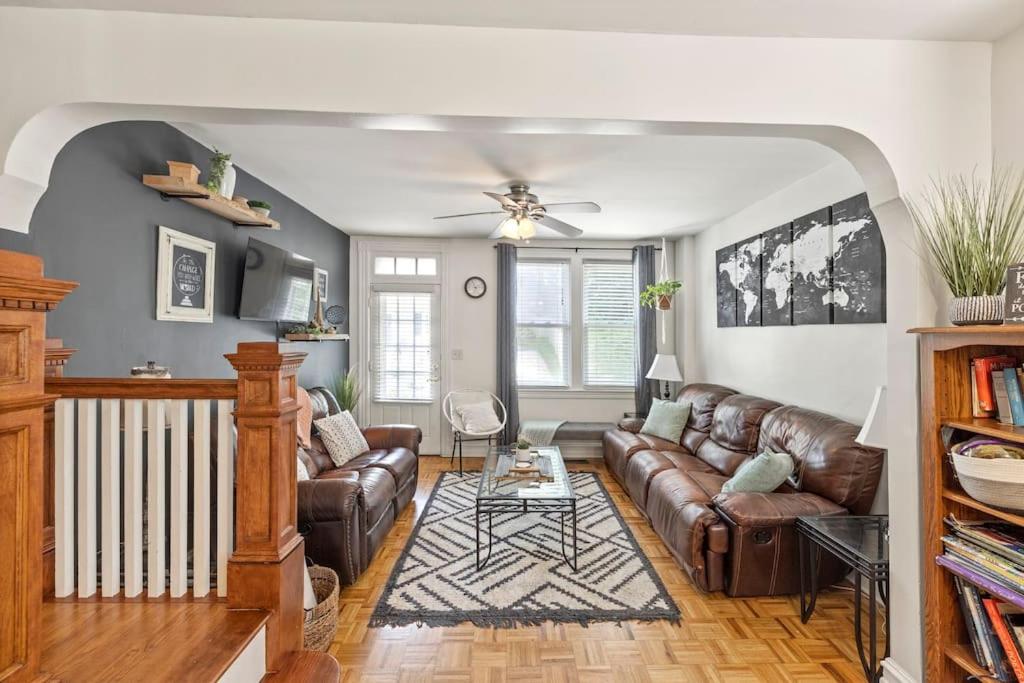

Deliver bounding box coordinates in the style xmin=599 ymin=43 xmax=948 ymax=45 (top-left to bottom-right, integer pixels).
xmin=856 ymin=386 xmax=887 ymax=449
xmin=646 ymin=354 xmax=683 ymax=400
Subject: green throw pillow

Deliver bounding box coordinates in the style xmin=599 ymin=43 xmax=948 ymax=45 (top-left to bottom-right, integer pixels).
xmin=721 ymin=450 xmax=795 ymax=494
xmin=640 ymin=399 xmax=691 ymax=444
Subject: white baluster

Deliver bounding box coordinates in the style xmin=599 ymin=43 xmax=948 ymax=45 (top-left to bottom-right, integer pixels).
xmin=147 ymin=399 xmax=166 ymax=597
xmin=54 ymin=399 xmax=75 ymax=598
xmin=216 ymin=400 xmax=233 ymax=597
xmin=193 ymin=399 xmax=211 ymax=597
xmin=77 ymin=399 xmax=97 ymax=598
xmin=100 ymin=399 xmax=121 ymax=597
xmin=123 ymin=399 xmax=144 ymax=597
xmin=169 ymin=400 xmax=188 ymax=598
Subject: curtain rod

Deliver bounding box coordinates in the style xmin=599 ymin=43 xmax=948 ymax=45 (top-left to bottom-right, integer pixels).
xmin=492 ymin=245 xmax=662 ymax=251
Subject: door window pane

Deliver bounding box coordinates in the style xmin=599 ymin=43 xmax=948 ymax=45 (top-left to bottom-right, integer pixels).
xmin=374 ymin=291 xmax=434 ymax=401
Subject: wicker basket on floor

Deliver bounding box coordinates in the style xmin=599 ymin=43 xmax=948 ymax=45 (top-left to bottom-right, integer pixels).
xmin=303 ymin=565 xmax=339 ymax=652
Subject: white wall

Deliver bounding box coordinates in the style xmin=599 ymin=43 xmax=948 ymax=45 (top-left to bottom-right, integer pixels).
xmin=353 ymin=236 xmax=675 ymax=453
xmin=994 ymin=24 xmax=1024 ymax=167
xmin=688 ymin=160 xmax=883 ymax=423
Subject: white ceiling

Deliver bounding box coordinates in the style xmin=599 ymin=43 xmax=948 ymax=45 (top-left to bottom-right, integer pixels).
xmin=173 ymin=124 xmax=847 ymax=239
xmin=5 ymin=0 xmax=1024 ymax=40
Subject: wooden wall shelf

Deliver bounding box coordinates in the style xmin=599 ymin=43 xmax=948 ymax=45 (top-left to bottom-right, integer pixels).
xmin=283 ymin=333 xmax=349 ymax=343
xmin=142 ymin=173 xmax=280 ymax=230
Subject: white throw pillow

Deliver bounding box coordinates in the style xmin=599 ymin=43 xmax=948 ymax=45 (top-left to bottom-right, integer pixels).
xmin=456 ymin=401 xmax=502 ymax=433
xmin=297 ymin=455 xmax=310 ymax=482
xmin=314 ymin=411 xmax=369 ymax=467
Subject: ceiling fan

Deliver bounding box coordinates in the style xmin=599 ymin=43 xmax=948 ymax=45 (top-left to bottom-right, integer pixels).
xmin=433 ymin=183 xmax=601 ymax=240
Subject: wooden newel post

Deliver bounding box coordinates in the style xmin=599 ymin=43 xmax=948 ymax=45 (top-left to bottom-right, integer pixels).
xmin=0 ymin=251 xmax=76 ymax=682
xmin=225 ymin=341 xmax=307 ymax=672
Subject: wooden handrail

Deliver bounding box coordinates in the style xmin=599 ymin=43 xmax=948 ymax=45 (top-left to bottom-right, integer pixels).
xmin=45 ymin=377 xmax=237 ymax=400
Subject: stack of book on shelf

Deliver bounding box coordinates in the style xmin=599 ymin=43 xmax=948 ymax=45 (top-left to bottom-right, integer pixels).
xmin=972 ymin=355 xmax=1024 ymax=426
xmin=944 ymin=516 xmax=1024 ymax=681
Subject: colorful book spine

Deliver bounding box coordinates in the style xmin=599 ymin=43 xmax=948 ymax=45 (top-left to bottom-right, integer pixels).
xmin=936 ymin=556 xmax=1024 ymax=611
xmin=976 ymin=356 xmax=1019 ymax=412
xmin=955 ymin=576 xmax=990 ymax=669
xmin=986 ymin=598 xmax=1024 ymax=682
xmin=1004 ymin=367 xmax=1024 ymax=427
xmin=995 ymin=373 xmax=1016 ymax=424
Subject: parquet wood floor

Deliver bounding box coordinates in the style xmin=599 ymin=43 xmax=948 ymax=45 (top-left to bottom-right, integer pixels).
xmin=330 ymin=456 xmax=878 ymax=682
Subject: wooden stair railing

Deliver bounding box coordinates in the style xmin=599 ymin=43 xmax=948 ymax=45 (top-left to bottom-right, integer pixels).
xmin=0 ymin=250 xmax=77 ymax=683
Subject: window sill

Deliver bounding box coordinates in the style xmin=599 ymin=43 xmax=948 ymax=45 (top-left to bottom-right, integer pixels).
xmin=518 ymin=388 xmax=635 ymax=400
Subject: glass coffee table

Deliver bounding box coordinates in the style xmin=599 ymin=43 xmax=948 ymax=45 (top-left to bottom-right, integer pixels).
xmin=797 ymin=515 xmax=889 ymax=683
xmin=476 ymin=445 xmax=578 ymax=571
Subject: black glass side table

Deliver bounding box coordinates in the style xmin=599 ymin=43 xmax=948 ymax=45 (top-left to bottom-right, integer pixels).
xmin=797 ymin=515 xmax=889 ymax=683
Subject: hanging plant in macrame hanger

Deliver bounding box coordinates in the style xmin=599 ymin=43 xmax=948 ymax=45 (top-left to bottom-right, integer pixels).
xmin=640 ymin=238 xmax=682 ymax=311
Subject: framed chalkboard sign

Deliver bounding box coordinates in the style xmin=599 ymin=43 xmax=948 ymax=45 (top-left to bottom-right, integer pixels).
xmin=156 ymin=226 xmax=216 ymax=323
xmin=1006 ymin=263 xmax=1024 ymax=325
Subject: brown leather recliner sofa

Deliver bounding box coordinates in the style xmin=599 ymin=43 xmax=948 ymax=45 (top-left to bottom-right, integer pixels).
xmin=297 ymin=387 xmax=421 ymax=586
xmin=604 ymin=383 xmax=884 ymax=597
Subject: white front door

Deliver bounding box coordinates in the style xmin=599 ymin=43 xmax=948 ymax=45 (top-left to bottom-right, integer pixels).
xmin=366 ymin=285 xmax=443 ymax=453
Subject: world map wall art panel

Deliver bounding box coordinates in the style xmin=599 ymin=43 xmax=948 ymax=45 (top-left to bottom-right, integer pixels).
xmin=716 ymin=192 xmax=885 ymax=328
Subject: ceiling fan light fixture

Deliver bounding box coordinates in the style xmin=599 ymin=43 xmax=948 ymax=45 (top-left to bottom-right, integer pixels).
xmin=498 ymin=215 xmax=536 ymax=240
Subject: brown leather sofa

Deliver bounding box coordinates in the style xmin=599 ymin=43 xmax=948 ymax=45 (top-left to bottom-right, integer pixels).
xmin=297 ymin=387 xmax=421 ymax=586
xmin=604 ymin=383 xmax=884 ymax=597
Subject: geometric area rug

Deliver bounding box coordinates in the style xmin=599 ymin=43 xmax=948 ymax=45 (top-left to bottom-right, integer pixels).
xmin=369 ymin=471 xmax=680 ymax=628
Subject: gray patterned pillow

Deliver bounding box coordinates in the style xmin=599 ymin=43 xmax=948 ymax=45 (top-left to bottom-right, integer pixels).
xmin=314 ymin=411 xmax=369 ymax=467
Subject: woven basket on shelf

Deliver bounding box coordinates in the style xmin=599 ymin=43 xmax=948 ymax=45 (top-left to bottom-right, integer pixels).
xmin=303 ymin=565 xmax=339 ymax=652
xmin=950 ymin=452 xmax=1024 ymax=512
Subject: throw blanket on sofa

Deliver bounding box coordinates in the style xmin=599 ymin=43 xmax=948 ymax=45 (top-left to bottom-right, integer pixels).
xmin=518 ymin=419 xmax=566 ymax=447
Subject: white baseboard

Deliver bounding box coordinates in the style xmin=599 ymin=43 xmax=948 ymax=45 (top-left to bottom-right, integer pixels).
xmin=881 ymin=657 xmax=919 ymax=683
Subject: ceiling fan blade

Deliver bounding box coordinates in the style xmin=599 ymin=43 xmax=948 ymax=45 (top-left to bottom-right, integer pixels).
xmin=537 ymin=215 xmax=584 ymax=238
xmin=433 ymin=210 xmax=506 ymax=220
xmin=537 ymin=201 xmax=601 ymax=214
xmin=483 ymin=191 xmax=521 ymax=210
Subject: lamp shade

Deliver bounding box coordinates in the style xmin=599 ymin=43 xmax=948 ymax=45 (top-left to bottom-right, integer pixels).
xmin=856 ymin=385 xmax=887 ymax=449
xmin=645 ymin=354 xmax=683 ymax=382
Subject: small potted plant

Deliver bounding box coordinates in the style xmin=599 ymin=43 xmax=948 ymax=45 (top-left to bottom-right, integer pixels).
xmin=640 ymin=280 xmax=683 ymax=310
xmin=909 ymin=169 xmax=1024 ymax=325
xmin=205 ymin=148 xmax=235 ymax=199
xmin=247 ymin=199 xmax=272 ymax=217
xmin=514 ymin=437 xmax=532 ymax=463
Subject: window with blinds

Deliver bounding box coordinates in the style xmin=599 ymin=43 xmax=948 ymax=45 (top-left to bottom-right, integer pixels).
xmin=583 ymin=261 xmax=636 ymax=387
xmin=373 ymin=291 xmax=434 ymax=401
xmin=516 ymin=260 xmax=571 ymax=387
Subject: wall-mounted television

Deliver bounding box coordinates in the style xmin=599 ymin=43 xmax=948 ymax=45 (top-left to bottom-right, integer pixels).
xmin=238 ymin=237 xmax=314 ymax=322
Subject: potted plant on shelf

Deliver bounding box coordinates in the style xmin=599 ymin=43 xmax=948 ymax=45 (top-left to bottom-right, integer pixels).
xmin=640 ymin=280 xmax=683 ymax=310
xmin=247 ymin=199 xmax=272 ymax=217
xmin=205 ymin=148 xmax=235 ymax=199
xmin=908 ymin=169 xmax=1024 ymax=325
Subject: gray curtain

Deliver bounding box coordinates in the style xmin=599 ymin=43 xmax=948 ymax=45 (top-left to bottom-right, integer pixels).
xmin=496 ymin=243 xmax=520 ymax=444
xmin=633 ymin=245 xmax=657 ymax=415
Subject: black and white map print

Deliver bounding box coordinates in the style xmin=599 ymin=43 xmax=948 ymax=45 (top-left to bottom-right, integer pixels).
xmin=736 ymin=236 xmax=762 ymax=326
xmin=791 ymin=207 xmax=833 ymax=325
xmin=760 ymin=222 xmax=793 ymax=326
xmin=831 ymin=193 xmax=886 ymax=324
xmin=716 ymin=245 xmax=738 ymax=327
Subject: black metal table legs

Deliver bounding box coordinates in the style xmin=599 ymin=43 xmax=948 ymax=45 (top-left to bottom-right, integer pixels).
xmin=476 ymin=499 xmax=578 ymax=572
xmin=798 ymin=534 xmax=890 ymax=683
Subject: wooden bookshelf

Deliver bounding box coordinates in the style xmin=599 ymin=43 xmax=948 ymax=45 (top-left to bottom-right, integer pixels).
xmin=915 ymin=326 xmax=1024 ymax=682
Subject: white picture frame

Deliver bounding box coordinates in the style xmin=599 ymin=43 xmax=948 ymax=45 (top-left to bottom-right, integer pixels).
xmin=315 ymin=267 xmax=329 ymax=303
xmin=156 ymin=225 xmax=216 ymax=323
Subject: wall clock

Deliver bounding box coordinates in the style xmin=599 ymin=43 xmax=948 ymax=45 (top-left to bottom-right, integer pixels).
xmin=464 ymin=276 xmax=487 ymax=299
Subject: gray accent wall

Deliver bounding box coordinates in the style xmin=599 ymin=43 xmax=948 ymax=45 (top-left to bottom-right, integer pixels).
xmin=0 ymin=121 xmax=349 ymax=387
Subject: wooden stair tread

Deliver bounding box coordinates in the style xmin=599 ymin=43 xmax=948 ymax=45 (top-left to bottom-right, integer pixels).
xmin=41 ymin=600 xmax=269 ymax=682
xmin=263 ymin=651 xmax=340 ymax=682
